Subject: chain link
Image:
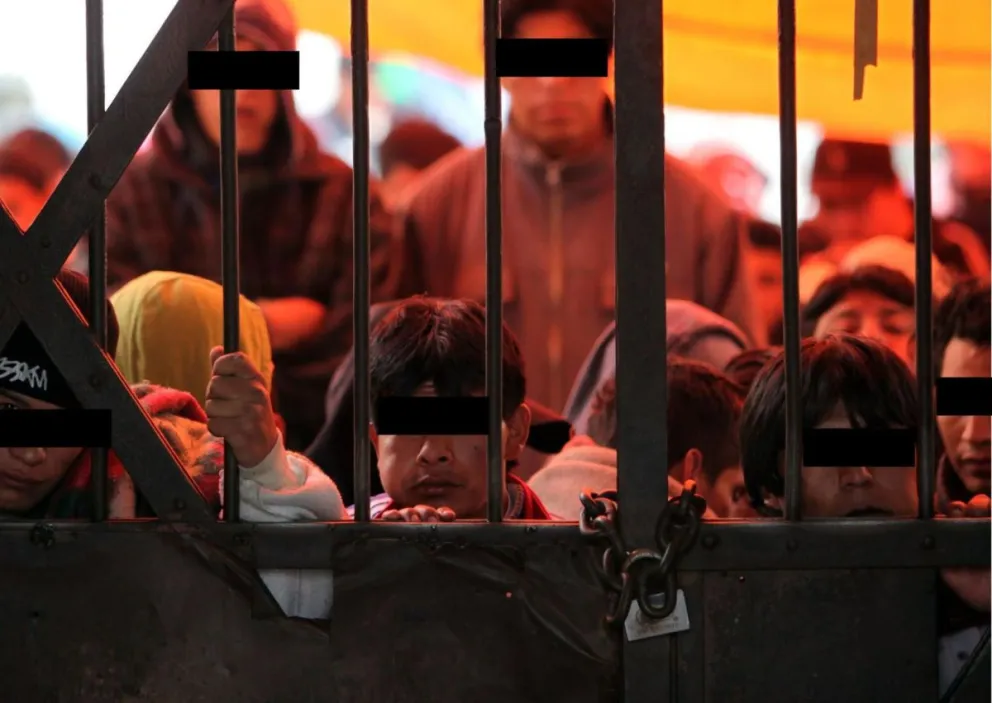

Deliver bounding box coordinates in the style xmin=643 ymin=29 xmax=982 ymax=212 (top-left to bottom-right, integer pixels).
xmin=579 ymin=481 xmax=707 ymax=626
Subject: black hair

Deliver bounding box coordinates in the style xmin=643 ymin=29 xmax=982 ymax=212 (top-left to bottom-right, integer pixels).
xmin=801 ymin=265 xmax=917 ymax=336
xmin=587 ymin=357 xmax=745 ymax=483
xmin=934 ymin=277 xmax=991 ymax=373
xmin=369 ymin=297 xmax=526 ymax=421
xmin=725 ymin=347 xmax=781 ymax=392
xmin=739 ymin=335 xmax=919 ymax=509
xmin=501 ymin=0 xmax=614 ymax=51
xmin=379 ymin=119 xmax=462 ymax=177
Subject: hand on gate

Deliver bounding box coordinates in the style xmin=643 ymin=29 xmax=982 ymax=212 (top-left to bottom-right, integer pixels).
xmin=380 ymin=505 xmax=457 ymax=523
xmin=940 ymin=494 xmax=991 ymax=613
xmin=205 ymin=347 xmax=280 ymax=469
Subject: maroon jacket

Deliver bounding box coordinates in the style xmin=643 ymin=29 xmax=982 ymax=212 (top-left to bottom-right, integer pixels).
xmin=103 ymin=86 xmax=404 ymax=449
xmin=397 ymin=112 xmax=763 ymax=411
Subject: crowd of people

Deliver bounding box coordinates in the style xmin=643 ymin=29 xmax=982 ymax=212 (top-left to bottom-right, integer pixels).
xmin=0 ymin=0 xmax=989 ymax=695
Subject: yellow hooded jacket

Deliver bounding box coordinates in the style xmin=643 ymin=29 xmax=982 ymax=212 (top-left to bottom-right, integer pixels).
xmin=112 ymin=271 xmax=274 ymax=407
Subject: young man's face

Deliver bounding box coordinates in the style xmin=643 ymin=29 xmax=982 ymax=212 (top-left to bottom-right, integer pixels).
xmin=769 ymin=403 xmax=918 ymax=518
xmin=188 ymin=37 xmax=281 ymax=156
xmin=813 ymin=290 xmax=915 ymax=366
xmin=679 ymin=449 xmax=755 ymax=518
xmin=0 ymin=390 xmax=83 ymax=514
xmin=0 ymin=176 xmax=48 ymax=231
xmin=370 ymin=385 xmax=531 ymax=519
xmin=502 ymin=11 xmax=609 ymax=159
xmin=938 ymin=339 xmax=991 ymax=494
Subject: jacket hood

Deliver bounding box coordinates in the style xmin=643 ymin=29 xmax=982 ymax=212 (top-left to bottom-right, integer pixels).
xmin=112 ymin=271 xmax=274 ymax=409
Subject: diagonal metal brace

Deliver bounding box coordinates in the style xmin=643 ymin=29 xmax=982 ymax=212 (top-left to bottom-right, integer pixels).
xmin=0 ymin=0 xmax=236 ymax=521
xmin=20 ymin=0 xmax=237 ymax=292
xmin=0 ymin=216 xmax=215 ymax=521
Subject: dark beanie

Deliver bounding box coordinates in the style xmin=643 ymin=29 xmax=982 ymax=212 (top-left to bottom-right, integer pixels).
xmin=379 ymin=119 xmax=463 ymax=175
xmin=0 ymin=269 xmax=119 ymax=408
xmin=0 ymin=128 xmax=72 ymax=192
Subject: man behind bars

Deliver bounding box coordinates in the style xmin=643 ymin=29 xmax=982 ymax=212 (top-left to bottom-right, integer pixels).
xmin=396 ymin=0 xmax=763 ymax=413
xmin=927 ymin=278 xmax=991 ymax=513
xmin=101 ymin=0 xmax=405 ymax=452
xmin=739 ymin=335 xmax=990 ymax=694
xmin=348 ymin=297 xmax=552 ymax=521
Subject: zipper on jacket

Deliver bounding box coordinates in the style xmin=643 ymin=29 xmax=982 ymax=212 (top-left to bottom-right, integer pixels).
xmin=546 ymin=162 xmax=565 ymax=409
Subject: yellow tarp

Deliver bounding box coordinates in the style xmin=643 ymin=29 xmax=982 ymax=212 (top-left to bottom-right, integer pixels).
xmin=290 ymin=0 xmax=991 ymax=143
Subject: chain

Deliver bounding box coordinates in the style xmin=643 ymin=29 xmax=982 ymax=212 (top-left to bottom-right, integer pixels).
xmin=579 ymin=481 xmax=706 ymax=626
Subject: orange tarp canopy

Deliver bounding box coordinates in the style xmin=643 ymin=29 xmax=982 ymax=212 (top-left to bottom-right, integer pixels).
xmin=290 ymin=0 xmax=990 ymax=143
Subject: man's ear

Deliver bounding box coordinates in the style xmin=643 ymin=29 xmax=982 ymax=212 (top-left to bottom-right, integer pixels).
xmin=681 ymin=448 xmax=705 ymax=485
xmin=907 ymin=333 xmax=917 ymax=368
xmin=504 ymin=403 xmax=532 ymax=463
xmin=368 ymin=423 xmax=380 ymax=456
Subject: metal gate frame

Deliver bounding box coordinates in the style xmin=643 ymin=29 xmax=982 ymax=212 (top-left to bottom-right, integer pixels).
xmin=0 ymin=0 xmax=988 ymax=700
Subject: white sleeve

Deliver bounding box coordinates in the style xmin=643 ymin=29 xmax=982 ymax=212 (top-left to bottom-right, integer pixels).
xmin=219 ymin=432 xmax=347 ymax=620
xmin=226 ymin=431 xmax=348 ymax=522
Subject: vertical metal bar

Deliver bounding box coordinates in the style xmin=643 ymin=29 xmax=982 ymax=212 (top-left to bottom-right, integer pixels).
xmin=778 ymin=0 xmax=803 ymax=521
xmin=85 ymin=0 xmax=109 ymax=522
xmin=483 ymin=0 xmax=504 ymax=523
xmin=615 ymin=0 xmax=671 ymax=700
xmin=912 ymin=0 xmax=936 ymax=519
xmin=219 ymin=6 xmax=241 ymax=522
xmin=351 ymin=0 xmax=372 ymax=522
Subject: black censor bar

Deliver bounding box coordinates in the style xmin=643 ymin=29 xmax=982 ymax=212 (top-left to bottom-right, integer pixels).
xmin=0 ymin=409 xmax=111 ymax=448
xmin=936 ymin=377 xmax=992 ymax=417
xmin=187 ymin=50 xmax=300 ymax=90
xmin=803 ymin=428 xmax=916 ymax=468
xmin=374 ymin=397 xmax=490 ymax=435
xmin=496 ymin=38 xmax=610 ymax=77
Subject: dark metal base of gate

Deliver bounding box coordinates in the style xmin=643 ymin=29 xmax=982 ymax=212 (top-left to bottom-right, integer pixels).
xmin=2 ymin=530 xmax=981 ymax=702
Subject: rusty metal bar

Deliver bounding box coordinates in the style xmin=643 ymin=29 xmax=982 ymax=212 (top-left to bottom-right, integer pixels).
xmin=218 ymin=6 xmax=240 ymax=522
xmin=85 ymin=0 xmax=109 ymax=522
xmin=351 ymin=0 xmax=372 ymax=522
xmin=778 ymin=0 xmax=803 ymax=520
xmin=614 ymin=0 xmax=670 ymax=699
xmin=0 ymin=519 xmax=986 ymax=570
xmin=3 ymin=0 xmax=234 ymax=312
xmin=483 ymin=0 xmax=504 ymax=523
xmin=912 ymin=0 xmax=936 ymax=519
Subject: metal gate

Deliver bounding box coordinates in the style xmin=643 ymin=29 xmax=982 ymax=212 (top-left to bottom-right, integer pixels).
xmin=0 ymin=0 xmax=988 ymax=701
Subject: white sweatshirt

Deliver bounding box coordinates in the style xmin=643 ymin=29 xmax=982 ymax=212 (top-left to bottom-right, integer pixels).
xmin=220 ymin=432 xmax=347 ymax=620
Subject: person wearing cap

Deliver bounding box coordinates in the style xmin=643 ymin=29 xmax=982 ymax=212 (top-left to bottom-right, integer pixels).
xmin=340 ymin=297 xmax=552 ymax=521
xmin=396 ymin=0 xmax=765 ymax=416
xmin=377 ymin=118 xmax=462 ymax=211
xmin=808 ymin=138 xmax=989 ymax=279
xmin=100 ymin=0 xmax=407 ymax=453
xmin=0 ymin=268 xmax=346 ymax=618
xmin=0 ymin=127 xmax=71 ymax=232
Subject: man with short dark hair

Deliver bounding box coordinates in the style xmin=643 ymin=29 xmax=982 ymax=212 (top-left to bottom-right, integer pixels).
xmin=377 ymin=119 xmax=461 ymax=209
xmin=801 ymin=265 xmax=919 ymax=366
xmin=355 ymin=297 xmax=551 ymax=521
xmin=537 ymin=357 xmax=753 ymax=518
xmin=398 ymin=0 xmax=762 ymax=411
xmin=739 ymin=335 xmax=990 ymax=694
xmin=932 ymin=278 xmax=991 ymax=509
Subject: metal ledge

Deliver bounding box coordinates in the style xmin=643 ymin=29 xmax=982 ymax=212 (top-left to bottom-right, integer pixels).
xmin=1 ymin=518 xmax=987 ymax=570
